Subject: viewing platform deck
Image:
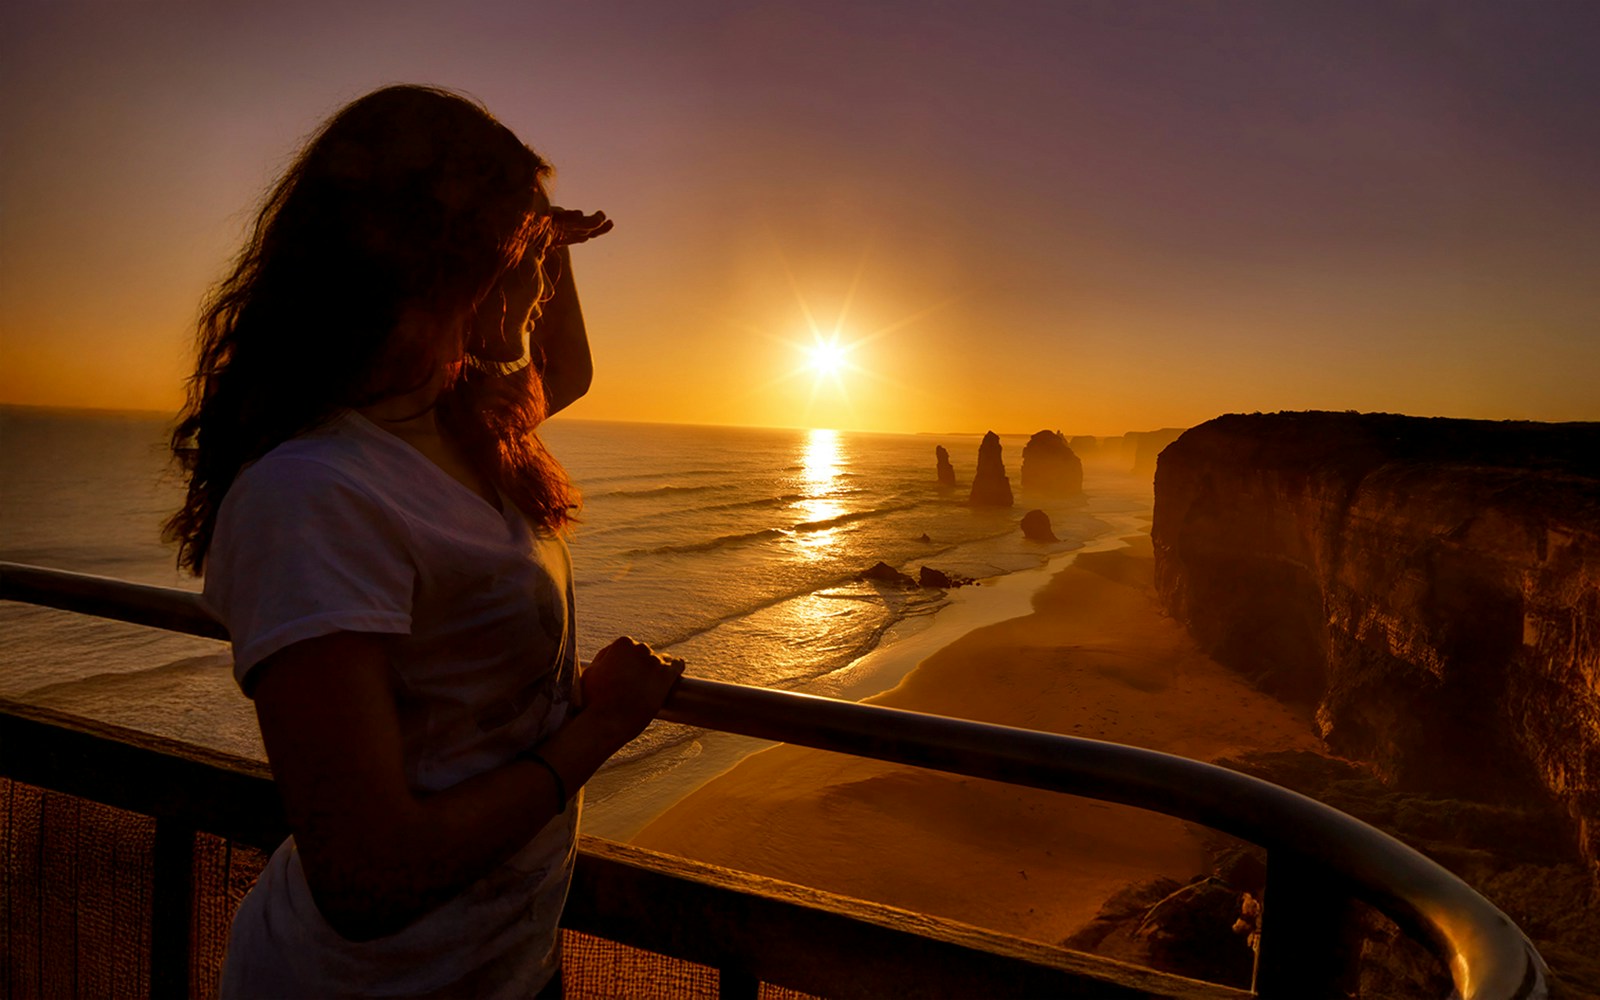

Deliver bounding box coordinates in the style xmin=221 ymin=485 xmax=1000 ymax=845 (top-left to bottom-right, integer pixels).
xmin=0 ymin=562 xmax=1549 ymax=999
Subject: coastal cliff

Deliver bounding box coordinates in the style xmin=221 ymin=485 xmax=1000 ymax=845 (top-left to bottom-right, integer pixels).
xmin=1152 ymin=412 xmax=1600 ymax=873
xmin=1067 ymin=429 xmax=1183 ymax=478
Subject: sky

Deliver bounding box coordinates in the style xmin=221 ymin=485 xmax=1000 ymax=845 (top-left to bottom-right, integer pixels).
xmin=2 ymin=0 xmax=1597 ymax=436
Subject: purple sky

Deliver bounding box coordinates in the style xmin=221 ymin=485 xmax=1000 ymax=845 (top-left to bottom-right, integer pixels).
xmin=3 ymin=0 xmax=1597 ymax=433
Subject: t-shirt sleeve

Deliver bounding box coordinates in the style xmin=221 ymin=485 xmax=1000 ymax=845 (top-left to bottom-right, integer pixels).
xmin=203 ymin=455 xmax=415 ymax=694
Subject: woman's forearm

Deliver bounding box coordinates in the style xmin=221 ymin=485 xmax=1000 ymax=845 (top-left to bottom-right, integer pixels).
xmin=314 ymin=708 xmax=631 ymax=940
xmin=533 ymin=247 xmax=593 ymax=417
xmin=259 ymin=633 xmax=678 ymax=942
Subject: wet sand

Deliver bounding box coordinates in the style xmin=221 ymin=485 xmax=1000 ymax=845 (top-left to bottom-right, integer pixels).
xmin=631 ymin=533 xmax=1323 ymax=943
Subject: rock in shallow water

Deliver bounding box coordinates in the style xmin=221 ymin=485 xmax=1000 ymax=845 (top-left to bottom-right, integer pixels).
xmin=917 ymin=566 xmax=972 ymax=589
xmin=1020 ymin=508 xmax=1057 ymax=541
xmin=858 ymin=561 xmax=918 ymax=589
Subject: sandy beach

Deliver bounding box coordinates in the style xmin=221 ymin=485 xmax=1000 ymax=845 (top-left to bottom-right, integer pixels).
xmin=632 ymin=532 xmax=1323 ymax=944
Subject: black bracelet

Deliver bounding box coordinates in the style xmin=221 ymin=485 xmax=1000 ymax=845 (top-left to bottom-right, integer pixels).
xmin=522 ymin=750 xmax=568 ymax=814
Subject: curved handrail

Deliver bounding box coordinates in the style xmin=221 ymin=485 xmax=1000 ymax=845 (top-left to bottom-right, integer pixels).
xmin=0 ymin=561 xmax=1548 ymax=999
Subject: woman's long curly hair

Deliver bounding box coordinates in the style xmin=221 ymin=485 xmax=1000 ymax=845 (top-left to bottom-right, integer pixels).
xmin=166 ymin=85 xmax=576 ymax=574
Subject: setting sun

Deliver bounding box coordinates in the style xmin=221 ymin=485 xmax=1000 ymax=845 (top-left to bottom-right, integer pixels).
xmin=805 ymin=335 xmax=852 ymax=378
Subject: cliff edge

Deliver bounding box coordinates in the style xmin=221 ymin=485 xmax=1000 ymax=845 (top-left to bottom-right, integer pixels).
xmin=1152 ymin=411 xmax=1600 ymax=875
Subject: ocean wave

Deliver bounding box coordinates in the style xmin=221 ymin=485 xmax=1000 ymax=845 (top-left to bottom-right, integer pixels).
xmin=703 ymin=492 xmax=808 ymax=513
xmin=573 ymin=467 xmax=733 ymax=487
xmin=638 ymin=567 xmax=945 ymax=651
xmin=624 ymin=526 xmax=792 ymax=558
xmin=594 ymin=483 xmax=721 ymax=500
xmin=790 ymin=503 xmax=915 ymax=532
xmin=780 ymin=465 xmax=864 ymax=478
xmin=613 ymin=498 xmax=914 ymax=554
xmin=570 ymin=489 xmax=879 ymax=546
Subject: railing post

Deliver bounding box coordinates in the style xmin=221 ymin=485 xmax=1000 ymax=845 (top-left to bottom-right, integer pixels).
xmin=1254 ymin=848 xmax=1359 ymax=999
xmin=151 ymin=818 xmax=197 ymax=999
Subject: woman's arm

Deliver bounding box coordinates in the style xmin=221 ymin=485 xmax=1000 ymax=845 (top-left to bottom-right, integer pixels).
xmin=250 ymin=631 xmax=679 ymax=941
xmin=532 ymin=244 xmax=594 ymax=418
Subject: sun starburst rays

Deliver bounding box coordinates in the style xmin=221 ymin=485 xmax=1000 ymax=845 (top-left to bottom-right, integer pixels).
xmin=723 ymin=238 xmax=951 ymax=429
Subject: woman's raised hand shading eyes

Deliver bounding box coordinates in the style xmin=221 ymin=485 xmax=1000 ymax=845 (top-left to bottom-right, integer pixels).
xmin=550 ymin=207 xmax=613 ymax=247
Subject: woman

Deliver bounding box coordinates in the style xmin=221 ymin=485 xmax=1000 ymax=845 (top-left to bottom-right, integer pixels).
xmin=166 ymin=85 xmax=682 ymax=998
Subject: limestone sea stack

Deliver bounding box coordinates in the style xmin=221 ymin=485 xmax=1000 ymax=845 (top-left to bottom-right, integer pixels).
xmin=935 ymin=445 xmax=956 ymax=486
xmin=968 ymin=431 xmax=1014 ymax=507
xmin=1152 ymin=411 xmax=1600 ymax=875
xmin=1020 ymin=430 xmax=1083 ymax=497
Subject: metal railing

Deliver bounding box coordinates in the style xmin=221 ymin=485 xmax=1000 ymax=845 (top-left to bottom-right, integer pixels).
xmin=0 ymin=561 xmax=1550 ymax=999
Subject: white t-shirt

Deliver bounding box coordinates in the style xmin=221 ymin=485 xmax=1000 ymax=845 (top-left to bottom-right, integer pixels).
xmin=204 ymin=409 xmax=579 ymax=998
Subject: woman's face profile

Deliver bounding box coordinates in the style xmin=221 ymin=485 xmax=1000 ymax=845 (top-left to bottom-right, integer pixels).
xmin=469 ymin=235 xmax=547 ymax=365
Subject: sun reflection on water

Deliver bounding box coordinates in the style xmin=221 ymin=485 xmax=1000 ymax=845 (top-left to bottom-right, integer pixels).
xmin=801 ymin=428 xmax=841 ymax=483
xmin=795 ymin=428 xmax=847 ymax=558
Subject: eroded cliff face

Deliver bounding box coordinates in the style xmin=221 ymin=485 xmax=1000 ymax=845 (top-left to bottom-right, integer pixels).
xmin=1152 ymin=412 xmax=1600 ymax=872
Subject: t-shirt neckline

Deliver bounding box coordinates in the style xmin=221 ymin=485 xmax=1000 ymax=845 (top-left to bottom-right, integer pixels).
xmin=340 ymin=409 xmax=512 ymax=522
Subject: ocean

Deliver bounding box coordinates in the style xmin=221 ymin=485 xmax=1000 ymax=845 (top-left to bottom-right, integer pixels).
xmin=0 ymin=405 xmax=1151 ymax=834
